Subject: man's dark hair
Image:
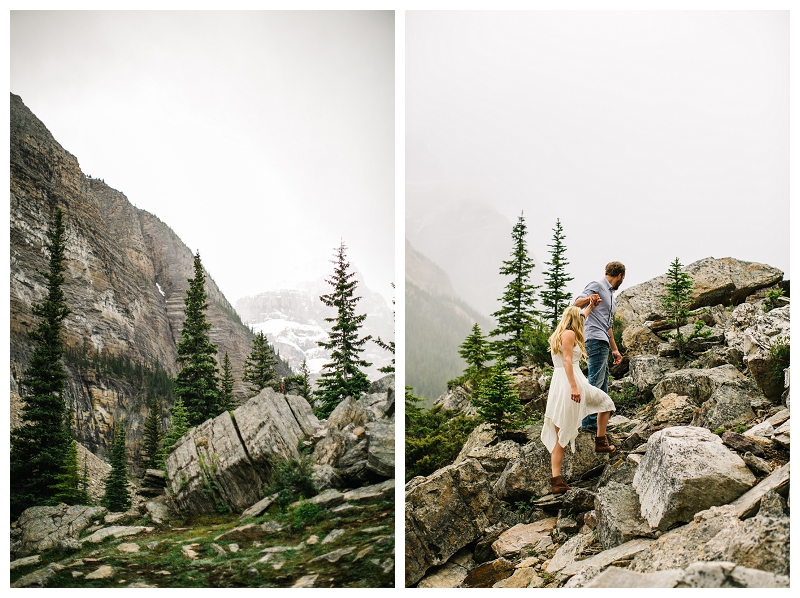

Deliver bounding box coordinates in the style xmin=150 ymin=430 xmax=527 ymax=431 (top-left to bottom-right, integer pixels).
xmin=605 ymin=261 xmax=626 ymax=277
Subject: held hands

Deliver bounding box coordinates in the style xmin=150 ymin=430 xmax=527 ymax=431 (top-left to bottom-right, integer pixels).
xmin=589 ymin=294 xmax=601 ymax=307
xmin=570 ymin=386 xmax=581 ymax=403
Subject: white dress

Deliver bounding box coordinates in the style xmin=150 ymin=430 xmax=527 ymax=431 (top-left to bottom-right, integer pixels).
xmin=540 ymin=344 xmax=616 ymax=453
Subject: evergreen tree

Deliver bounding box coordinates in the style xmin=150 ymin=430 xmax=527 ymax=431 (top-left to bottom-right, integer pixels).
xmin=458 ymin=323 xmax=491 ymax=379
xmin=49 ymin=439 xmax=92 ymax=506
xmin=489 ymin=213 xmax=540 ymax=369
xmin=11 ymin=208 xmax=71 ymax=519
xmin=157 ymin=398 xmax=191 ymax=471
xmin=242 ymin=332 xmax=278 ymax=396
xmin=173 ymin=251 xmax=220 ymax=426
xmin=661 ymin=257 xmax=695 ymax=358
xmin=141 ymin=394 xmax=162 ymax=471
xmin=293 ymin=359 xmax=313 ymax=400
xmin=472 ymin=362 xmax=527 ymax=438
xmin=540 ymin=218 xmax=574 ymax=329
xmin=101 ymin=420 xmax=131 ymax=512
xmin=218 ymin=352 xmax=237 ymax=411
xmin=314 ymin=241 xmax=372 ymax=417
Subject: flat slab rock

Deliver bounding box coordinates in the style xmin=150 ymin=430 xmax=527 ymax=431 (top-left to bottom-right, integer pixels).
xmin=729 ymin=462 xmax=790 ymax=519
xmin=491 ymin=518 xmax=557 ymax=559
xmin=585 ymin=561 xmax=789 ymax=588
xmin=461 ymin=557 xmax=515 ymax=588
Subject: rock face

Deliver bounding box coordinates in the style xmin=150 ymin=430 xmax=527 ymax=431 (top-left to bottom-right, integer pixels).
xmin=10 ymin=504 xmax=108 ymax=559
xmin=632 ymin=427 xmax=756 ymax=530
xmin=166 ymin=390 xmax=320 ymax=515
xmin=10 ymin=93 xmax=286 ymax=461
xmin=595 ymin=481 xmax=655 ymax=549
xmin=405 ymin=458 xmax=501 ymax=586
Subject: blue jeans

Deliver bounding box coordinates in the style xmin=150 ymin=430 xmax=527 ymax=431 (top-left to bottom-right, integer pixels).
xmin=581 ymin=339 xmax=609 ymax=430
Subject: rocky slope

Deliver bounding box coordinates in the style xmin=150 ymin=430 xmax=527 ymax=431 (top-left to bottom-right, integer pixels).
xmin=405 ymin=257 xmax=790 ymax=588
xmin=10 ymin=92 xmax=287 ymax=463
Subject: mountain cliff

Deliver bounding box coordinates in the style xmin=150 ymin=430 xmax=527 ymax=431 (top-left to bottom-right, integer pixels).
xmin=10 ymin=93 xmax=288 ymax=463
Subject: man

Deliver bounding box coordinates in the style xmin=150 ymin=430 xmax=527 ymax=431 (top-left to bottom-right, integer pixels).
xmin=574 ymin=261 xmax=626 ymax=433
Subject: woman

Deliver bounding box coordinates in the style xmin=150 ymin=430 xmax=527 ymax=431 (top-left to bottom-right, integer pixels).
xmin=541 ymin=300 xmax=617 ymax=495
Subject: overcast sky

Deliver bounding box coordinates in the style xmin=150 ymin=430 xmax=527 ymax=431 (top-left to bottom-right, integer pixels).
xmin=11 ymin=11 xmax=395 ymax=305
xmin=407 ymin=10 xmax=789 ymax=299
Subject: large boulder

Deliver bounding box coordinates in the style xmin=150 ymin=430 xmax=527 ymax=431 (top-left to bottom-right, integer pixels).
xmin=234 ymin=389 xmax=320 ymax=464
xmin=595 ymin=481 xmax=655 ymax=549
xmin=461 ymin=440 xmax=521 ymax=485
xmin=632 ymin=427 xmax=756 ymax=531
xmin=454 ymin=423 xmax=495 ymax=464
xmin=325 ymin=396 xmax=368 ymax=431
xmin=615 ymin=257 xmax=783 ymax=332
xmin=405 ymin=458 xmax=501 ymax=586
xmin=494 ymin=430 xmax=609 ymax=501
xmin=11 ymin=504 xmax=107 ymax=559
xmin=652 ymin=365 xmax=759 ymax=431
xmin=166 ymin=412 xmax=266 ymax=515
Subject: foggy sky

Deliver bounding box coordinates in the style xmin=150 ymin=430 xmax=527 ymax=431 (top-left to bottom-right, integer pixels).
xmin=11 ymin=11 xmax=395 ymax=305
xmin=407 ymin=11 xmax=789 ymax=299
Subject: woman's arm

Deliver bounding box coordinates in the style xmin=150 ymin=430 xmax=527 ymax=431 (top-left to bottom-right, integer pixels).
xmin=561 ymin=330 xmax=581 ymax=403
xmin=582 ymin=294 xmax=599 ymax=318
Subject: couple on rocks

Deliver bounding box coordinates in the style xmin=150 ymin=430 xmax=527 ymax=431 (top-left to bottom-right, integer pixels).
xmin=540 ymin=261 xmax=626 ymax=495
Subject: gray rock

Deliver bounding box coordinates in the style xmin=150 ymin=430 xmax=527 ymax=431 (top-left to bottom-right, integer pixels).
xmin=494 ymin=429 xmax=609 ymax=501
xmin=461 ymin=557 xmax=515 ymax=588
xmin=742 ymin=452 xmax=773 ymax=476
xmin=595 ymin=481 xmax=655 ymax=549
xmin=368 ymin=373 xmax=395 ymax=400
xmin=312 ymin=427 xmax=349 ymax=467
xmin=652 ymin=365 xmax=759 ymax=431
xmin=10 ymin=504 xmax=107 ymax=559
xmin=727 ymin=564 xmax=790 ymax=588
xmin=463 ymin=440 xmax=521 ymax=484
xmin=729 ymin=463 xmax=789 ymax=518
xmin=433 ymin=385 xmax=477 ymax=417
xmin=454 ymin=423 xmax=494 ymax=464
xmin=81 ymin=525 xmax=154 ymax=543
xmin=561 ymin=487 xmax=597 ymax=513
xmin=365 ymin=419 xmax=394 ymax=477
xmin=560 ymin=537 xmax=655 ymax=579
xmin=11 ymin=564 xmax=60 ymax=588
xmin=772 ymin=418 xmax=789 ymax=447
xmin=10 ymin=555 xmax=41 ymax=570
xmin=311 ymin=463 xmax=344 ymax=492
xmin=416 ymin=561 xmax=470 ymax=588
xmin=342 ymin=477 xmax=395 ymax=502
xmin=405 ymin=458 xmax=500 ymax=586
xmin=145 ymin=497 xmax=171 ymax=524
xmin=584 ymin=566 xmax=684 ymax=588
xmin=490 ymin=518 xmax=557 ymax=559
xmin=166 ymin=411 xmax=264 ymax=515
xmin=240 ymin=493 xmax=278 ymax=519
xmin=594 ymin=456 xmax=638 ymax=489
xmin=721 ymin=430 xmax=765 ymax=456
xmin=326 ymin=396 xmax=367 ymax=431
xmin=632 ymin=427 xmax=756 ymax=530
xmin=757 ymin=489 xmax=788 ymax=518
xmin=629 ymin=355 xmax=677 ymax=393
xmin=545 ymin=532 xmax=595 ymax=573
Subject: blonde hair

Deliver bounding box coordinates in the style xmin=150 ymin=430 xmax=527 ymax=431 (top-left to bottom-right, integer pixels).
xmin=548 ymin=306 xmax=587 ymax=359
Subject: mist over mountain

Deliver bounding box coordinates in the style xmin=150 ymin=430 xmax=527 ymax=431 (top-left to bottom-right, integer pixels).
xmin=405 ymin=239 xmax=491 ymax=403
xmin=406 ymin=183 xmax=543 ymax=319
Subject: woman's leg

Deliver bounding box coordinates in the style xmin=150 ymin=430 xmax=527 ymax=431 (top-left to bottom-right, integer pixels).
xmin=551 ymin=425 xmax=565 ymax=478
xmin=596 ymin=411 xmax=610 ymax=438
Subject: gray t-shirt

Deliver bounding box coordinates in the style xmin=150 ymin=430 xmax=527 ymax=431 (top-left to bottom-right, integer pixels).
xmin=575 ymin=279 xmax=616 ymax=343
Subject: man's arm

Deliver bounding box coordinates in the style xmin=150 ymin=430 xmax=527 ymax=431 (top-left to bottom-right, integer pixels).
xmin=609 ymin=327 xmax=622 ymax=365
xmin=574 ymin=282 xmax=600 ymax=308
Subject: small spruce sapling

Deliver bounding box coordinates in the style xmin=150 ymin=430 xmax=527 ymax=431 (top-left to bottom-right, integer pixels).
xmin=472 ymin=362 xmax=528 ymax=438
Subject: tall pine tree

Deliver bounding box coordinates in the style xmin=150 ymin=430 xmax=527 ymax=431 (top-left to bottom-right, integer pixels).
xmin=242 ymin=332 xmax=278 ymax=396
xmin=101 ymin=420 xmax=131 ymax=512
xmin=11 ymin=208 xmax=72 ymax=519
xmin=173 ymin=251 xmax=220 ymax=427
xmin=218 ymin=352 xmax=237 ymax=411
xmin=314 ymin=242 xmax=372 ymax=417
xmin=489 ymin=213 xmax=540 ymax=369
xmin=141 ymin=394 xmax=162 ymax=471
xmin=49 ymin=439 xmax=92 ymax=506
xmin=540 ymin=218 xmax=574 ymax=329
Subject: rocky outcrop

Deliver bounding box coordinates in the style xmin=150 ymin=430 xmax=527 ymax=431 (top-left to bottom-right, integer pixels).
xmin=405 ymin=458 xmax=501 ymax=586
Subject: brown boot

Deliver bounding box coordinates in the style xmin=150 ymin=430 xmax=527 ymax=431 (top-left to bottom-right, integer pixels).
xmin=595 ymin=435 xmax=618 ymax=454
xmin=550 ymin=475 xmax=571 ymax=495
